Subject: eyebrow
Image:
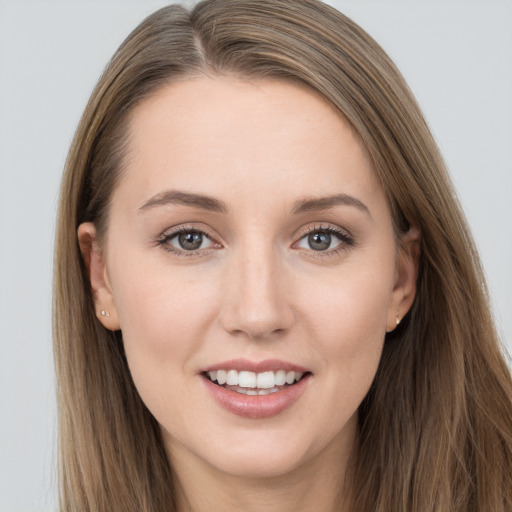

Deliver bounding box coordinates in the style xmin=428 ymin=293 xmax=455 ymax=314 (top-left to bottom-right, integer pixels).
xmin=138 ymin=190 xmax=370 ymax=217
xmin=292 ymin=193 xmax=371 ymax=217
xmin=138 ymin=190 xmax=229 ymax=214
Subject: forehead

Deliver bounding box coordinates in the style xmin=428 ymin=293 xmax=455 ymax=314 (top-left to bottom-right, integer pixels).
xmin=116 ymin=76 xmax=382 ymax=211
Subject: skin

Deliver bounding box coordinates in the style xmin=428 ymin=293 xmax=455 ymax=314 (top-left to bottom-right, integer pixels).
xmin=79 ymin=77 xmax=419 ymax=511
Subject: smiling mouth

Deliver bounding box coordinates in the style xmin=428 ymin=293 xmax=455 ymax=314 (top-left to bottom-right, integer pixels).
xmin=204 ymin=369 xmax=307 ymax=396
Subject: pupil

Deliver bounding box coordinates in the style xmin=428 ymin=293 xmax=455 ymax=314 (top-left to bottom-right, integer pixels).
xmin=308 ymin=232 xmax=331 ymax=251
xmin=178 ymin=232 xmax=203 ymax=250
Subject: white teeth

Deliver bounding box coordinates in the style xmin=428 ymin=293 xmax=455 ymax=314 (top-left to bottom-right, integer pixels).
xmin=232 ymin=387 xmax=281 ymax=396
xmin=258 ymin=387 xmax=280 ymax=395
xmin=275 ymin=370 xmax=286 ymax=386
xmin=238 ymin=371 xmax=257 ymax=388
xmin=206 ymin=369 xmax=306 ymax=389
xmin=226 ymin=370 xmax=238 ymax=386
xmin=217 ymin=370 xmax=227 ymax=385
xmin=257 ymin=371 xmax=275 ymax=389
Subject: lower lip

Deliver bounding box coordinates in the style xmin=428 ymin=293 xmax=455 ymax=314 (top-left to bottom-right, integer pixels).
xmin=202 ymin=374 xmax=310 ymax=419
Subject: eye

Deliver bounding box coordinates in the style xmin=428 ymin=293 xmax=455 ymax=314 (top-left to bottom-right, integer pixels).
xmin=295 ymin=226 xmax=352 ymax=252
xmin=172 ymin=231 xmax=210 ymax=251
xmin=158 ymin=227 xmax=218 ymax=254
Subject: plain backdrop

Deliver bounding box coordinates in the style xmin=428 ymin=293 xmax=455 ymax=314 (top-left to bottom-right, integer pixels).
xmin=0 ymin=1 xmax=511 ymax=510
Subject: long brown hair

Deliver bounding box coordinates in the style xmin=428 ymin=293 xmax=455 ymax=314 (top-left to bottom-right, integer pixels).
xmin=53 ymin=1 xmax=512 ymax=510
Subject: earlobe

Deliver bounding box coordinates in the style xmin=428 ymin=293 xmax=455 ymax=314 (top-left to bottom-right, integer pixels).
xmin=77 ymin=223 xmax=121 ymax=330
xmin=387 ymin=225 xmax=421 ymax=332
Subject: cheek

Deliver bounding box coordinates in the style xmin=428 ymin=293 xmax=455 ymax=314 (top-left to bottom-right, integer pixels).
xmin=300 ymin=256 xmax=395 ymax=384
xmin=108 ymin=255 xmax=220 ymax=400
xmin=113 ymin=254 xmax=216 ymax=340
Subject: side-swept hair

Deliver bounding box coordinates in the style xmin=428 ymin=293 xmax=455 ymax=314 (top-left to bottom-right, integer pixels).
xmin=54 ymin=1 xmax=512 ymax=510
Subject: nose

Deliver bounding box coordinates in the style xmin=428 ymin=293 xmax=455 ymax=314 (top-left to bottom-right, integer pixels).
xmin=219 ymin=245 xmax=294 ymax=340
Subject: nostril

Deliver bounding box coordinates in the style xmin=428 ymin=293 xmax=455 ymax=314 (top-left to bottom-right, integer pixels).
xmin=219 ymin=272 xmax=294 ymax=339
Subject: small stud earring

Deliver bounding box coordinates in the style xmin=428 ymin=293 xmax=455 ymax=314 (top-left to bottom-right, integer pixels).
xmin=100 ymin=310 xmax=110 ymax=317
xmin=395 ymin=313 xmax=401 ymax=326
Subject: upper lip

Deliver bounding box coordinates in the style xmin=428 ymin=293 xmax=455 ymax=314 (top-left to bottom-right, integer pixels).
xmin=201 ymin=358 xmax=310 ymax=374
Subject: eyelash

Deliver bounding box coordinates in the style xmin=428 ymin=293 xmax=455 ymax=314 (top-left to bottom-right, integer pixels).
xmin=294 ymin=224 xmax=355 ymax=258
xmin=155 ymin=223 xmax=354 ymax=258
xmin=156 ymin=225 xmax=219 ymax=257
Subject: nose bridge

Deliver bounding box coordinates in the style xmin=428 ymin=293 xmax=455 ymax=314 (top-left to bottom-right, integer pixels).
xmin=221 ymin=236 xmax=293 ymax=339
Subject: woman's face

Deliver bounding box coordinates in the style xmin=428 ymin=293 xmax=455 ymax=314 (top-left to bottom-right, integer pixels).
xmin=80 ymin=77 xmax=417 ymax=481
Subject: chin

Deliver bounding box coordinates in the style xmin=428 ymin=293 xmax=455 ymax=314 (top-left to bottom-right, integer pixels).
xmin=209 ymin=444 xmax=312 ymax=480
xmin=202 ymin=422 xmax=343 ymax=480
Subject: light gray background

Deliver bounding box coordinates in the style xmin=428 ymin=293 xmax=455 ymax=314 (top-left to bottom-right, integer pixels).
xmin=0 ymin=1 xmax=511 ymax=510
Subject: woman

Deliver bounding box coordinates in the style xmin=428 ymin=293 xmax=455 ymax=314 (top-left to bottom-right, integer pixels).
xmin=53 ymin=0 xmax=512 ymax=510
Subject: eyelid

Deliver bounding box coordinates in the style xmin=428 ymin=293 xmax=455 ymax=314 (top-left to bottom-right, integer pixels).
xmin=293 ymin=223 xmax=353 ymax=242
xmin=154 ymin=222 xmax=354 ymax=258
xmin=155 ymin=223 xmax=223 ymax=256
xmin=292 ymin=223 xmax=355 ymax=254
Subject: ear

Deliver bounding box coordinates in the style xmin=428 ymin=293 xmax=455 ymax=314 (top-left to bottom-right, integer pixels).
xmin=386 ymin=225 xmax=421 ymax=332
xmin=78 ymin=222 xmax=120 ymax=330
